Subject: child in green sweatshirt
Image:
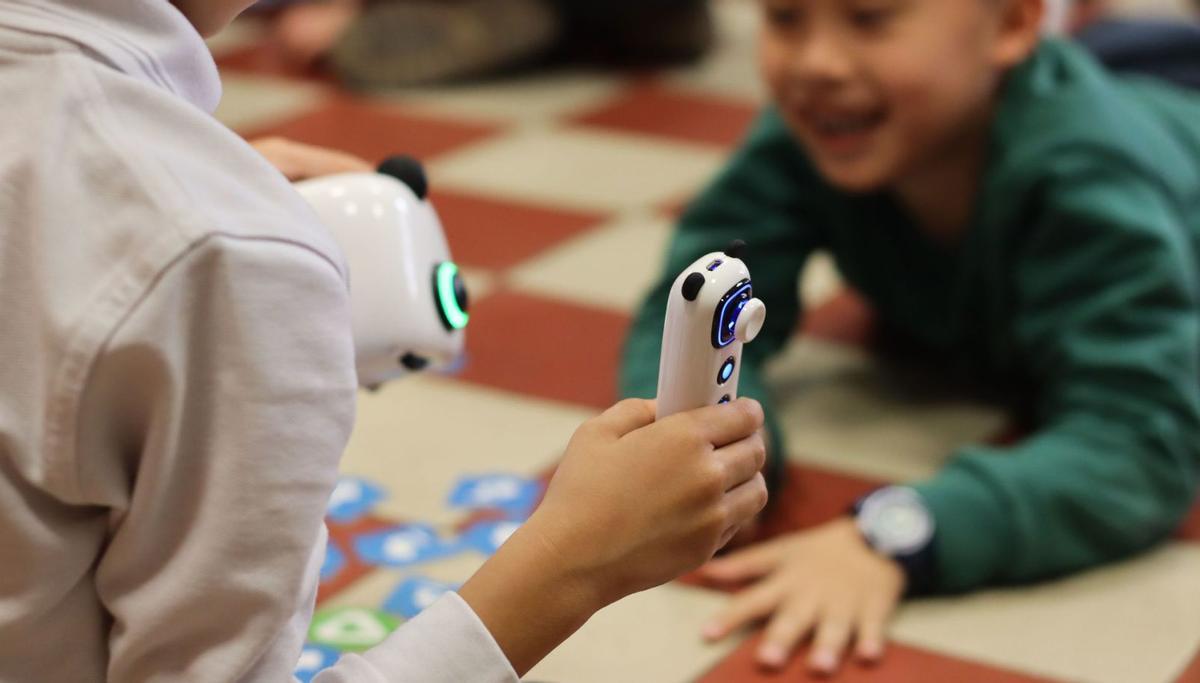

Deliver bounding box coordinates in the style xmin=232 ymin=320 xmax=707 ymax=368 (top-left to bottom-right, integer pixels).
xmin=620 ymin=0 xmax=1200 ymax=675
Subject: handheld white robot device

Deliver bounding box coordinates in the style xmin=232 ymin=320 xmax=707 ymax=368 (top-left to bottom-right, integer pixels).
xmin=656 ymin=241 xmax=766 ymax=419
xmin=296 ymin=156 xmax=469 ymax=389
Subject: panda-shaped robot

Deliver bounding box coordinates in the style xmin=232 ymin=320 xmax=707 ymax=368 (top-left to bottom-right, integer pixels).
xmin=296 ymin=156 xmax=468 ymax=389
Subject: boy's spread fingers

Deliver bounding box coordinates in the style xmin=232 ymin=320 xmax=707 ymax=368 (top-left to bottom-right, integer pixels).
xmin=702 ymin=578 xmax=783 ymax=641
xmin=808 ymin=612 xmax=853 ymax=674
xmin=757 ymin=596 xmax=818 ymax=669
xmin=855 ymin=594 xmax=894 ymax=661
xmin=855 ymin=614 xmax=886 ymax=662
xmin=717 ymin=432 xmax=767 ymax=490
xmin=689 ymin=398 xmax=764 ymax=448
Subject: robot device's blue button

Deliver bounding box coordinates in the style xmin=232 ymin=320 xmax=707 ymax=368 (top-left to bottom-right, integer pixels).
xmin=718 ymin=394 xmax=732 ymax=404
xmin=718 ymin=357 xmax=736 ymax=385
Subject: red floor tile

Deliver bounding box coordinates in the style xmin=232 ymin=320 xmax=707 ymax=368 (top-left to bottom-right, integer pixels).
xmin=454 ymin=290 xmax=631 ymax=409
xmin=658 ymin=194 xmax=694 ymax=220
xmin=1176 ymin=498 xmax=1200 ymax=543
xmin=431 ymin=189 xmax=609 ymax=270
xmin=758 ymin=463 xmax=884 ymax=539
xmin=320 ymin=515 xmax=398 ymax=603
xmin=1177 ymin=649 xmax=1200 ymax=683
xmin=698 ymin=634 xmax=1059 ymax=683
xmin=241 ymin=95 xmax=501 ymax=164
xmin=572 ymin=81 xmax=758 ymax=149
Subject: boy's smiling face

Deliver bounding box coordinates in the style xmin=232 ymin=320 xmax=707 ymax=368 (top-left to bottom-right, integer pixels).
xmin=758 ymin=0 xmax=1043 ymax=193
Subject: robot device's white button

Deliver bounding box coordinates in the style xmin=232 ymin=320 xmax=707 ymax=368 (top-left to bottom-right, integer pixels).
xmin=735 ymin=299 xmax=766 ymax=343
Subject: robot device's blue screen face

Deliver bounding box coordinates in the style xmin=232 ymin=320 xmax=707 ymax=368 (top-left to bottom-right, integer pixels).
xmin=711 ymin=280 xmax=752 ymax=348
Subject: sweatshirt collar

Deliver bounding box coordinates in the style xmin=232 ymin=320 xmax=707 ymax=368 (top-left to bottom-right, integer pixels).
xmin=0 ymin=0 xmax=221 ymax=113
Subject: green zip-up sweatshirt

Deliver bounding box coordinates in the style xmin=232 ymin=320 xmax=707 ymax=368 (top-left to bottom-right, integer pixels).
xmin=619 ymin=40 xmax=1200 ymax=593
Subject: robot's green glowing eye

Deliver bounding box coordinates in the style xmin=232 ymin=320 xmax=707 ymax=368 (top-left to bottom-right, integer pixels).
xmin=435 ymin=261 xmax=469 ymax=331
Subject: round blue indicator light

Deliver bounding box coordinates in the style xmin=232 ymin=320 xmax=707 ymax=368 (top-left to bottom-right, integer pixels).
xmin=718 ymin=357 xmax=736 ymax=385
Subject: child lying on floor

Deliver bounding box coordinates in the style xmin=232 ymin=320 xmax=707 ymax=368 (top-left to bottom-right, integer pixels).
xmin=620 ymin=0 xmax=1200 ymax=674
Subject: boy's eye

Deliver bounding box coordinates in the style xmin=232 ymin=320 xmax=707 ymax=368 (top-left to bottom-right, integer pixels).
xmin=762 ymin=2 xmax=802 ymax=29
xmin=848 ymin=5 xmax=897 ymax=30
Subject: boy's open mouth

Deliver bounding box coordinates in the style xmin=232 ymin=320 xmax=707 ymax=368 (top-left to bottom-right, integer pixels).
xmin=799 ymin=107 xmax=889 ymax=157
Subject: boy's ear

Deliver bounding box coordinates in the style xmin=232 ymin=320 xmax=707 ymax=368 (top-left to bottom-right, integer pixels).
xmin=991 ymin=0 xmax=1045 ymax=69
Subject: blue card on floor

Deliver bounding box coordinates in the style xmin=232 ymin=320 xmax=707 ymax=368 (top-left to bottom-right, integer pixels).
xmin=460 ymin=519 xmax=523 ymax=556
xmin=354 ymin=524 xmax=460 ymax=568
xmin=294 ymin=643 xmax=340 ymax=683
xmin=383 ymin=576 xmax=460 ymax=619
xmin=327 ymin=477 xmax=386 ymax=524
xmin=447 ymin=474 xmax=540 ymax=518
xmin=320 ymin=542 xmax=347 ymax=582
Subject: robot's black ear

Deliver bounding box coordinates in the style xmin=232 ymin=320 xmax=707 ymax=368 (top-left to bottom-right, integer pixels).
xmin=724 ymin=239 xmax=747 ymax=259
xmin=377 ymin=155 xmax=429 ymax=200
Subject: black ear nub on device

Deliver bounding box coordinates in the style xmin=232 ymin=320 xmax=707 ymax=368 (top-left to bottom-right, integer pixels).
xmin=377 ymin=155 xmax=429 ymax=200
xmin=681 ymin=272 xmax=706 ymax=301
xmin=724 ymin=239 xmax=747 ymax=259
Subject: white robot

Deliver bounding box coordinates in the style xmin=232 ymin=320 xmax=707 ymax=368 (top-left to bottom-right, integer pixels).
xmin=656 ymin=241 xmax=767 ymax=419
xmin=296 ymin=156 xmax=468 ymax=389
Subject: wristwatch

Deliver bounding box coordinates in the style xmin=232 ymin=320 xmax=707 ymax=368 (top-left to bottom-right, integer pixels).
xmin=852 ymin=486 xmax=937 ymax=594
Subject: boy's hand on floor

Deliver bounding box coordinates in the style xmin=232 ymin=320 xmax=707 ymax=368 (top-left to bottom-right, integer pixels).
xmin=698 ymin=518 xmax=905 ymax=675
xmin=250 ymin=137 xmax=372 ymax=182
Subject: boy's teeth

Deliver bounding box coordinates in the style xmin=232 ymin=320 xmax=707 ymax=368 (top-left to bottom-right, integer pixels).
xmin=815 ymin=113 xmax=876 ymax=134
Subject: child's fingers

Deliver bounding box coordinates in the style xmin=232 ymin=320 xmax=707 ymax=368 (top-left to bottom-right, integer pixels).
xmin=701 ymin=577 xmax=785 ymax=641
xmin=854 ymin=596 xmax=892 ymax=662
xmin=593 ymin=398 xmax=657 ymax=438
xmin=681 ymin=398 xmax=764 ymax=448
xmin=251 ymin=137 xmax=372 ymax=181
xmin=284 ymin=143 xmax=371 ymax=178
xmin=808 ymin=609 xmax=854 ymax=675
xmin=756 ymin=595 xmax=819 ymax=669
xmin=716 ymin=431 xmax=767 ymax=491
xmin=722 ymin=472 xmax=768 ymax=532
xmin=697 ymin=535 xmax=789 ymax=583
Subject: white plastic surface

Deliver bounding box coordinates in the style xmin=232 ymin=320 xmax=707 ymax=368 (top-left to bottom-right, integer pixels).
xmin=296 ymin=172 xmax=465 ymax=387
xmin=655 ymin=252 xmax=765 ymax=420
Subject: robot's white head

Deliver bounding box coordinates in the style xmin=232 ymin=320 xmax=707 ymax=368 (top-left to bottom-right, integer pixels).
xmin=295 ymin=157 xmax=468 ymax=388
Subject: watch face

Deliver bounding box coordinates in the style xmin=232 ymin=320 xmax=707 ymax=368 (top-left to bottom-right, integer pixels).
xmin=857 ymin=487 xmax=934 ymax=556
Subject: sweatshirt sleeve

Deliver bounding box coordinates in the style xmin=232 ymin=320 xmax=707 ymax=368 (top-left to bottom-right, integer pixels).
xmin=618 ymin=108 xmax=825 ymax=485
xmin=84 ymin=235 xmax=516 ymax=682
xmin=913 ymin=158 xmax=1200 ymax=592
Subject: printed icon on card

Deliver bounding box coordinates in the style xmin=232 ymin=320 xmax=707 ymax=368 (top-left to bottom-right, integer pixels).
xmin=308 ymin=607 xmax=401 ymax=652
xmin=326 ymin=477 xmax=386 ymax=524
xmin=353 ymin=524 xmax=460 ymax=568
xmin=294 ymin=643 xmax=341 ymax=683
xmin=448 ymin=474 xmax=541 ymax=519
xmin=460 ymin=519 xmax=522 ymax=556
xmin=383 ymin=576 xmax=460 ymax=619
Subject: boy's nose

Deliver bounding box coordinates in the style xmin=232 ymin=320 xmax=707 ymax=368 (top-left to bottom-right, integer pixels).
xmin=786 ymin=30 xmax=855 ymax=86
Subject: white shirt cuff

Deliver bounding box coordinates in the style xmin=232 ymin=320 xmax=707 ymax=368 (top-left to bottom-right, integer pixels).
xmin=314 ymin=592 xmax=518 ymax=683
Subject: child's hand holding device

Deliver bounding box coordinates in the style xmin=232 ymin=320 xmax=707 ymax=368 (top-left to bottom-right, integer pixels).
xmin=460 ymin=397 xmax=768 ymax=673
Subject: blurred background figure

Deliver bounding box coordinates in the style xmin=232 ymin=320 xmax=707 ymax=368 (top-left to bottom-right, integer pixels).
xmin=266 ymin=0 xmax=715 ymax=88
xmin=1055 ymin=0 xmax=1200 ymax=88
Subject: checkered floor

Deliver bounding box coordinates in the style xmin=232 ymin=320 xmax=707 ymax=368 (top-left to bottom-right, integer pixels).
xmin=208 ymin=2 xmax=1200 ymax=681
